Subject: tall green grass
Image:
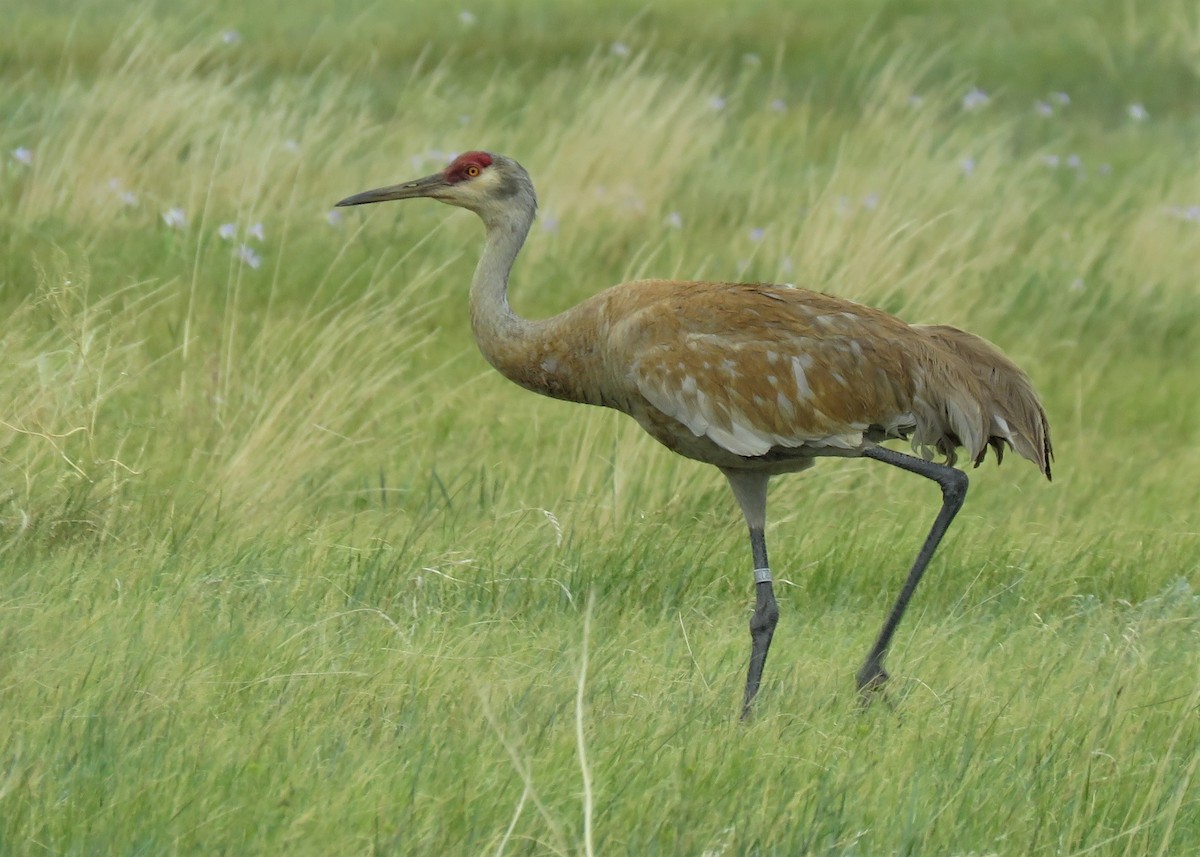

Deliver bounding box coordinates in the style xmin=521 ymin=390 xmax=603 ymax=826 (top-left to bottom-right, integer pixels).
xmin=2 ymin=2 xmax=1198 ymax=854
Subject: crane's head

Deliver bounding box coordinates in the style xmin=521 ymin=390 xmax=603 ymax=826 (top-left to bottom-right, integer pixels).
xmin=335 ymin=151 xmax=536 ymax=225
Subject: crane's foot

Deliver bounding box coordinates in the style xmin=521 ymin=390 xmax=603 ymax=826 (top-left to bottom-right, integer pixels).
xmin=740 ymin=578 xmax=779 ymax=721
xmin=855 ymin=660 xmax=891 ymax=708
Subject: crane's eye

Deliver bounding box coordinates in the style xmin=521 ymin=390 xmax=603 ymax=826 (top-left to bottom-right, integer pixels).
xmin=465 ymin=164 xmax=481 ymax=177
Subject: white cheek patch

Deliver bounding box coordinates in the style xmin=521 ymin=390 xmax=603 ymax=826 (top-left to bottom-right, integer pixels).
xmin=470 ymin=168 xmax=505 ymax=194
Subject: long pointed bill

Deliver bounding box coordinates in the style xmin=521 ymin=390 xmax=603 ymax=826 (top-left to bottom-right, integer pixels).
xmin=335 ymin=173 xmax=448 ymax=207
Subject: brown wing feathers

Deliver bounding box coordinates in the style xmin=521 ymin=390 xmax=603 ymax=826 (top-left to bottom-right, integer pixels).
xmin=915 ymin=324 xmax=1053 ymax=480
xmin=602 ymin=281 xmax=1052 ymax=479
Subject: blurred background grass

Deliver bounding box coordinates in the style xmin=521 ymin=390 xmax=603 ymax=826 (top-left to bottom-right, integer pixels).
xmin=1 ymin=1 xmax=1198 ymax=854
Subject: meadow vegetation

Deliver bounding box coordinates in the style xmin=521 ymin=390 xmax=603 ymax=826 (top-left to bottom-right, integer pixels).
xmin=1 ymin=0 xmax=1198 ymax=853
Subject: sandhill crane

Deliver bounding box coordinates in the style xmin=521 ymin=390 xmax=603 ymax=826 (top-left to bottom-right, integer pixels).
xmin=337 ymin=151 xmax=1053 ymax=717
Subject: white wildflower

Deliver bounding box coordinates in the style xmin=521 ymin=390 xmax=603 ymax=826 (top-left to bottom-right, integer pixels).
xmin=962 ymin=87 xmax=989 ymax=110
xmin=108 ymin=178 xmax=138 ymax=206
xmin=1128 ymin=103 xmax=1148 ymax=121
xmin=458 ymin=10 xmax=476 ymax=25
xmin=217 ymin=222 xmax=237 ymax=241
xmin=248 ymin=222 xmax=265 ymax=241
xmin=1165 ymin=205 xmax=1200 ymax=222
xmin=610 ymin=41 xmax=630 ymax=57
xmin=665 ymin=211 xmax=683 ymax=229
xmin=12 ymin=146 xmax=32 ymax=165
xmin=162 ymin=208 xmax=186 ymax=229
xmin=236 ymin=244 xmax=262 ymax=269
xmin=621 ymin=192 xmax=645 ymax=213
xmin=220 ymin=29 xmax=241 ymax=45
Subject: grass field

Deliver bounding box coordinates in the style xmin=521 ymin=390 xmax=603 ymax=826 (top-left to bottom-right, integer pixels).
xmin=2 ymin=1 xmax=1199 ymax=853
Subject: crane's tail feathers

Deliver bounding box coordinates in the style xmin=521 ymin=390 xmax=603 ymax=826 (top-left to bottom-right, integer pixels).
xmin=915 ymin=325 xmax=1053 ymax=481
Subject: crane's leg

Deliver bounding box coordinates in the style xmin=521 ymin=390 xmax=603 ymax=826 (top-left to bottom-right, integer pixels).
xmin=742 ymin=523 xmax=778 ymax=719
xmin=857 ymin=446 xmax=969 ymax=700
xmin=722 ymin=469 xmax=778 ymax=720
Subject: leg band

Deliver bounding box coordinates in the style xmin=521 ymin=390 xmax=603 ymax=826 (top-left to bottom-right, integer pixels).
xmin=754 ymin=567 xmax=772 ymax=584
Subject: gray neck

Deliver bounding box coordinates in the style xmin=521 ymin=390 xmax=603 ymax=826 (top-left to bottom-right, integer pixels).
xmin=468 ymin=195 xmax=556 ymax=394
xmin=466 ymin=193 xmax=601 ymax=406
